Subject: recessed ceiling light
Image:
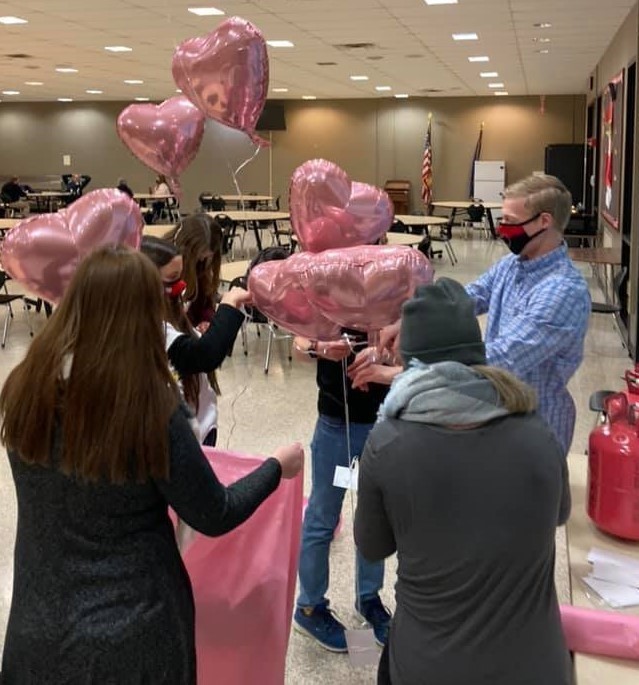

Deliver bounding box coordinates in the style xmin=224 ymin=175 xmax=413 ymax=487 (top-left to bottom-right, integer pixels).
xmin=452 ymin=33 xmax=478 ymax=41
xmin=375 ymin=86 xmax=392 ymax=91
xmin=534 ymin=22 xmax=552 ymax=28
xmin=24 ymin=81 xmax=43 ymax=86
xmin=395 ymin=93 xmax=410 ymax=99
xmin=134 ymin=97 xmax=150 ymax=101
xmin=0 ymin=16 xmax=28 ymax=25
xmin=533 ymin=37 xmax=551 ymax=43
xmin=350 ymin=75 xmax=369 ymax=81
xmin=424 ymin=0 xmax=458 ymax=4
xmin=494 ymin=91 xmax=508 ymax=96
xmin=2 ymin=90 xmax=19 ymax=95
xmin=86 ymin=89 xmax=103 ymax=94
xmin=175 ymin=88 xmax=182 ymax=93
xmin=58 ymin=98 xmax=73 ymax=102
xmin=488 ymin=83 xmax=505 ymax=88
xmin=56 ymin=67 xmax=78 ymax=73
xmin=124 ymin=79 xmax=144 ymax=84
xmin=187 ymin=6 xmax=225 ymax=15
xmin=267 ymin=40 xmax=294 ymax=48
xmin=480 ymin=72 xmax=498 ymax=78
xmin=272 ymin=87 xmax=289 ymax=93
xmin=105 ymin=46 xmax=132 ymax=52
xmin=537 ymin=49 xmax=550 ymax=54
xmin=468 ymin=56 xmax=489 ymax=62
xmin=302 ymin=95 xmax=316 ymax=100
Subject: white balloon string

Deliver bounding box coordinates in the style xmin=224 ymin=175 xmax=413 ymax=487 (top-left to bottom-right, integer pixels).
xmin=225 ymin=144 xmax=262 ymax=212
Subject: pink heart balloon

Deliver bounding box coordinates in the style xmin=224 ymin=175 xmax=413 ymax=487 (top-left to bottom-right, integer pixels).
xmin=248 ymin=256 xmax=342 ymax=340
xmin=289 ymin=159 xmax=394 ymax=253
xmin=172 ymin=16 xmax=269 ymax=146
xmin=117 ymin=95 xmax=205 ymax=200
xmin=299 ymin=245 xmax=434 ymax=331
xmin=1 ymin=189 xmax=143 ymax=304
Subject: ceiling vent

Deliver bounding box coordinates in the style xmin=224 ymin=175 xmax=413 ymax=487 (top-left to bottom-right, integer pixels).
xmin=4 ymin=53 xmax=33 ymax=59
xmin=317 ymin=61 xmax=337 ymax=66
xmin=334 ymin=42 xmax=377 ymax=51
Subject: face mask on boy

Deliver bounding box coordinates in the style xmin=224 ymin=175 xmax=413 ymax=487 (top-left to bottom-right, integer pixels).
xmin=497 ymin=213 xmax=545 ymax=255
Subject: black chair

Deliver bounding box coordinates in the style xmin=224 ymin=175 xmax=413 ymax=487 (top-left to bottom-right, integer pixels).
xmin=214 ymin=213 xmax=240 ymax=259
xmin=210 ymin=196 xmax=226 ymax=212
xmin=389 ymin=219 xmax=408 ymax=233
xmin=462 ymin=203 xmax=488 ymax=239
xmin=0 ymin=271 xmax=34 ymax=347
xmin=591 ymin=266 xmax=628 ymax=347
xmin=198 ymin=192 xmax=214 ymax=212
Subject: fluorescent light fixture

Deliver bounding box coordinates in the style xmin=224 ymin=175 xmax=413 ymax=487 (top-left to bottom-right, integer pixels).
xmin=0 ymin=16 xmax=28 ymax=25
xmin=534 ymin=22 xmax=552 ymax=28
xmin=86 ymin=89 xmax=103 ymax=94
xmin=395 ymin=93 xmax=409 ymax=99
xmin=175 ymin=88 xmax=182 ymax=93
xmin=105 ymin=46 xmax=132 ymax=52
xmin=267 ymin=40 xmax=294 ymax=48
xmin=350 ymin=75 xmax=369 ymax=81
xmin=375 ymin=86 xmax=392 ymax=91
xmin=2 ymin=90 xmax=19 ymax=95
xmin=488 ymin=83 xmax=505 ymax=88
xmin=124 ymin=79 xmax=144 ymax=84
xmin=58 ymin=98 xmax=73 ymax=102
xmin=134 ymin=97 xmax=150 ymax=101
xmin=533 ymin=37 xmax=551 ymax=43
xmin=188 ymin=7 xmax=225 ymax=15
xmin=302 ymin=95 xmax=316 ymax=100
xmin=494 ymin=91 xmax=508 ymax=96
xmin=537 ymin=49 xmax=550 ymax=54
xmin=25 ymin=81 xmax=43 ymax=86
xmin=424 ymin=0 xmax=458 ymax=4
xmin=452 ymin=33 xmax=478 ymax=41
xmin=272 ymin=87 xmax=289 ymax=93
xmin=480 ymin=72 xmax=498 ymax=78
xmin=468 ymin=56 xmax=489 ymax=62
xmin=56 ymin=67 xmax=78 ymax=73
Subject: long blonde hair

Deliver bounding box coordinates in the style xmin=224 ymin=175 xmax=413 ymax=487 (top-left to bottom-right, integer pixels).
xmin=473 ymin=365 xmax=537 ymax=414
xmin=0 ymin=246 xmax=180 ymax=483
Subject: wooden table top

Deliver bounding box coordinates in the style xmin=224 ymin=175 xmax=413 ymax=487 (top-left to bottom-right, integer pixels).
xmin=219 ymin=194 xmax=272 ymax=202
xmin=220 ymin=260 xmax=250 ymax=283
xmin=395 ymin=214 xmax=449 ymax=226
xmin=432 ymin=201 xmax=502 ymax=210
xmin=566 ymin=452 xmax=639 ymax=684
xmin=0 ymin=218 xmax=21 ymax=230
xmin=142 ymin=225 xmax=173 ymax=239
xmin=207 ymin=211 xmax=289 ymax=222
xmin=568 ymin=248 xmax=622 ymax=265
xmin=27 ymin=191 xmax=71 ymax=197
xmin=386 ymin=232 xmax=422 ymax=246
xmin=134 ymin=193 xmax=176 ymax=201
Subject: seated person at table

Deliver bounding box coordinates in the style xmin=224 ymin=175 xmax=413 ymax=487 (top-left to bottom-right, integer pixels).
xmin=62 ymin=173 xmax=91 ymax=201
xmin=1 ymin=176 xmax=30 ymax=216
xmin=164 ymin=214 xmax=224 ymax=329
xmin=141 ymin=236 xmax=248 ymax=446
xmin=0 ymin=244 xmax=303 ymax=684
xmin=149 ymin=174 xmax=173 ymax=224
xmin=354 ymin=278 xmax=571 ymax=685
xmin=116 ymin=177 xmax=134 ymax=199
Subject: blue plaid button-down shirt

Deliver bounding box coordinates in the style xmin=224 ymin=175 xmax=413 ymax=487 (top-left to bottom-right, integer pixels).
xmin=466 ymin=244 xmax=590 ymax=454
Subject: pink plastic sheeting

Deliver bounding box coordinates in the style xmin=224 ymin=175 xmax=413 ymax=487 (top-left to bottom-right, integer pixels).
xmin=560 ymin=604 xmax=639 ymax=660
xmin=178 ymin=447 xmax=304 ymax=685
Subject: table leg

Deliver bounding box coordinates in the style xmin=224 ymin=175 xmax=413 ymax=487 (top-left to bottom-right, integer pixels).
xmin=486 ymin=209 xmax=497 ymax=239
xmin=252 ymin=221 xmax=262 ymax=251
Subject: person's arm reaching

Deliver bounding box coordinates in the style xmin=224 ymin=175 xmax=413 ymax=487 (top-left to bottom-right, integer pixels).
xmin=465 ymin=264 xmax=497 ymax=316
xmin=156 ymin=406 xmax=303 ymax=536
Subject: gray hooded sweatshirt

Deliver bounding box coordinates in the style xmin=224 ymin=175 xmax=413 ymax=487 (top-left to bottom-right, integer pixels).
xmin=354 ymin=361 xmax=571 ymax=685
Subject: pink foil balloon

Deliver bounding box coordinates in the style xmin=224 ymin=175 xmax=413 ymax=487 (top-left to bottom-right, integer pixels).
xmin=172 ymin=16 xmax=269 ymax=146
xmin=1 ymin=189 xmax=143 ymax=304
xmin=289 ymin=159 xmax=393 ymax=253
xmin=299 ymin=246 xmax=434 ymax=331
xmin=116 ymin=95 xmax=205 ymax=200
xmin=248 ymin=256 xmax=342 ymax=340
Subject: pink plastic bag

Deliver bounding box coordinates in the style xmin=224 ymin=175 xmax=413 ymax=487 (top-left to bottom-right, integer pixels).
xmin=178 ymin=447 xmax=303 ymax=685
xmin=560 ymin=604 xmax=639 ymax=660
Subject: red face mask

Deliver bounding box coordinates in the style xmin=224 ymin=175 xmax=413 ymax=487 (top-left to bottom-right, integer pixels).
xmin=163 ymin=279 xmax=187 ymax=298
xmin=497 ymin=212 xmax=544 ymax=255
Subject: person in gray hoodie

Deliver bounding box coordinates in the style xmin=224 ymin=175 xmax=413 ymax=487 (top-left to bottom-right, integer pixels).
xmin=354 ymin=277 xmax=571 ymax=685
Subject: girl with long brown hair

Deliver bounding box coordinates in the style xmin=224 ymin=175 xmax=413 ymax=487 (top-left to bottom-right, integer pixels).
xmin=164 ymin=213 xmax=224 ymax=327
xmin=0 ymin=245 xmax=303 ymax=684
xmin=141 ymin=235 xmax=247 ymax=446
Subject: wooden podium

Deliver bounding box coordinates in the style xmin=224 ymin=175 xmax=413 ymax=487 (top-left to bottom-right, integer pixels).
xmin=384 ymin=180 xmax=411 ymax=215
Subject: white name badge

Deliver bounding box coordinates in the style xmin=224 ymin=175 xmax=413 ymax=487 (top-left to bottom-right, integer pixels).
xmin=333 ymin=463 xmax=359 ymax=492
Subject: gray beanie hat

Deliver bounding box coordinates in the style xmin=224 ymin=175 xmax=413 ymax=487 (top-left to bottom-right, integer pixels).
xmin=399 ymin=277 xmax=486 ymax=367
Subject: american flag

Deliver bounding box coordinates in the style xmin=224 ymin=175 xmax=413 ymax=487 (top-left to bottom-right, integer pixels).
xmin=421 ymin=117 xmax=433 ymax=207
xmin=468 ymin=122 xmax=484 ymax=198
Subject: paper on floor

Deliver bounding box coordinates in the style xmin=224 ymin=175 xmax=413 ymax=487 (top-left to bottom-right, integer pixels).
xmin=582 ymin=576 xmax=639 ymax=608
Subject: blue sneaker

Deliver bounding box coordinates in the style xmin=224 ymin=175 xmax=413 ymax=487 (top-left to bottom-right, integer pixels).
xmin=294 ymin=601 xmax=348 ymax=652
xmin=357 ymin=595 xmax=392 ymax=647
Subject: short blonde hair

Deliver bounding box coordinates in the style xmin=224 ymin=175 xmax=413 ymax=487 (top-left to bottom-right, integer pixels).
xmin=504 ymin=173 xmax=572 ymax=233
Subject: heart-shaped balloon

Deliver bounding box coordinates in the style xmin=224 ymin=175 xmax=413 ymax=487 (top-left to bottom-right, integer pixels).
xmin=248 ymin=255 xmax=342 ymax=340
xmin=116 ymin=95 xmax=205 ymax=200
xmin=299 ymin=245 xmax=434 ymax=331
xmin=1 ymin=189 xmax=143 ymax=304
xmin=289 ymin=159 xmax=394 ymax=253
xmin=172 ymin=16 xmax=269 ymax=146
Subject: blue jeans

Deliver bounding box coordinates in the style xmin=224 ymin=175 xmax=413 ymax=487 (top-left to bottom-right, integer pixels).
xmin=297 ymin=414 xmax=385 ymax=608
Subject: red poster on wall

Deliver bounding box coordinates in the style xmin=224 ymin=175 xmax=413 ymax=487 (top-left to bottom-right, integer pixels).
xmin=600 ymin=71 xmax=624 ymax=230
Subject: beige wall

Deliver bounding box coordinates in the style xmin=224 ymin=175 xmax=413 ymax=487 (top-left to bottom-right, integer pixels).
xmin=0 ymin=94 xmax=584 ymax=213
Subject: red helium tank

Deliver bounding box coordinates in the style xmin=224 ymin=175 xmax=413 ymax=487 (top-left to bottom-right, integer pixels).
xmin=588 ymin=392 xmax=639 ymax=540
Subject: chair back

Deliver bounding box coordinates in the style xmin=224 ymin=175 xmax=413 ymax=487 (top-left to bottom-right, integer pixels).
xmin=466 ymin=203 xmax=485 ymax=222
xmin=390 ymin=218 xmax=408 ymax=233
xmin=214 ymin=213 xmax=236 ymax=254
xmin=210 ymin=195 xmax=226 ymax=211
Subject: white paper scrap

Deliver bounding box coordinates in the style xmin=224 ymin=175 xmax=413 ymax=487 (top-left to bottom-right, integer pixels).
xmin=583 ymin=576 xmax=639 ymax=608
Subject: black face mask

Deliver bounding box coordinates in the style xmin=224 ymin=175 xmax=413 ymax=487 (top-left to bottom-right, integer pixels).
xmin=497 ymin=213 xmax=545 ymax=255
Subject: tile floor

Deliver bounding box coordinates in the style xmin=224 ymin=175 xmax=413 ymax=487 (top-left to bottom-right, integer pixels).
xmin=0 ymin=235 xmax=632 ymax=683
